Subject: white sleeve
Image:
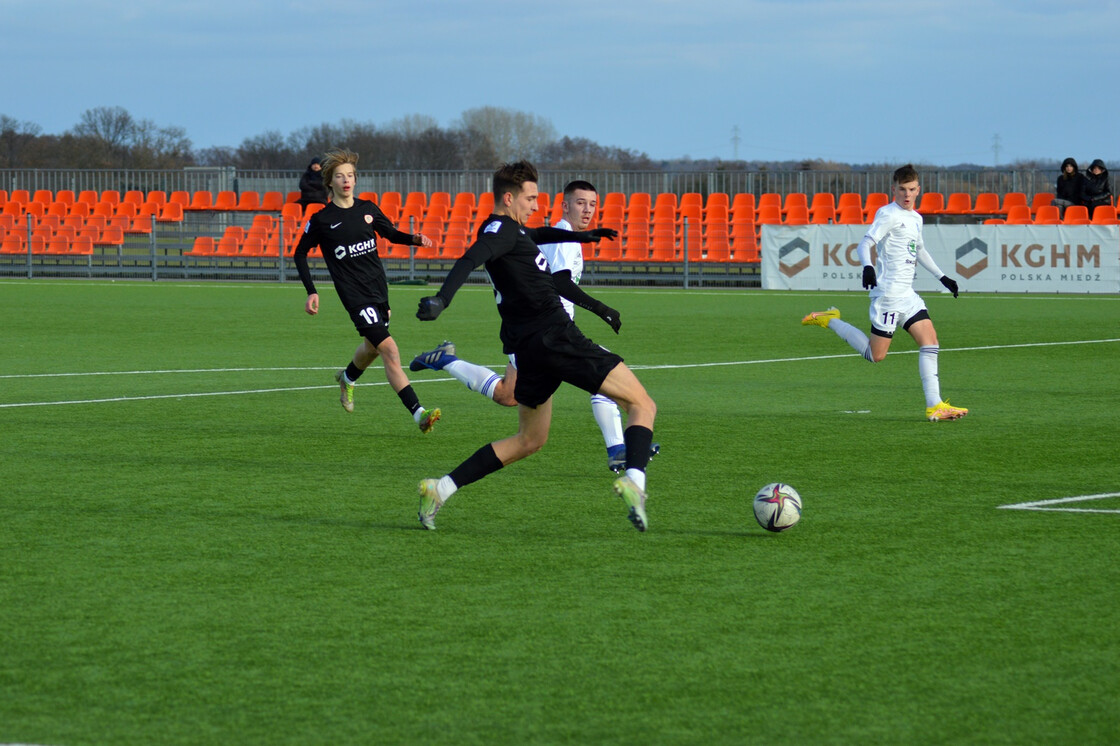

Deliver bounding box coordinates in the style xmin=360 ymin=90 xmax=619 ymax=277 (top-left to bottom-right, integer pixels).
xmin=857 ymin=235 xmax=875 ymax=267
xmin=916 ymin=245 xmax=944 ymax=278
xmin=540 ymin=242 xmax=580 ymax=274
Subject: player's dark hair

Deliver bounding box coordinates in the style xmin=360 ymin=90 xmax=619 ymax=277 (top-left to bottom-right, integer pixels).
xmin=563 ymin=180 xmax=597 ymax=197
xmin=493 ymin=160 xmax=539 ymax=200
xmin=893 ymin=164 xmax=920 ymax=184
xmin=321 ymin=149 xmax=359 ymax=198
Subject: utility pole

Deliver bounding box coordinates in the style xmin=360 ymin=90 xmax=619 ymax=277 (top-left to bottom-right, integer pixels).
xmin=731 ymin=125 xmax=741 ymax=161
xmin=992 ymin=133 xmax=1001 ymax=167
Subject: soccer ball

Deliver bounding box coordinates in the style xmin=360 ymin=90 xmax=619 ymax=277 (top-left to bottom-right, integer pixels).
xmin=753 ymin=483 xmax=802 ymax=532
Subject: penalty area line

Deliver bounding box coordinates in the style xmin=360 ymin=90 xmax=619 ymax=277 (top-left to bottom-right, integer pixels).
xmin=998 ymin=492 xmax=1120 ymax=514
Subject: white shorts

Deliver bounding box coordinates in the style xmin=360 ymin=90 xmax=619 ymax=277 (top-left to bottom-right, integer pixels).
xmin=868 ymin=290 xmax=927 ymax=337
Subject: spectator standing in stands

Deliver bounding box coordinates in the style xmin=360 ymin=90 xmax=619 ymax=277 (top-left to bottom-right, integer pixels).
xmin=413 ymin=161 xmax=658 ymax=532
xmin=801 ymin=164 xmax=968 ymax=423
xmin=1081 ymin=159 xmax=1113 ymax=217
xmin=298 ymin=157 xmax=328 ymax=209
xmin=1053 ymin=157 xmax=1084 ymax=218
xmin=292 ymin=148 xmax=441 ymax=433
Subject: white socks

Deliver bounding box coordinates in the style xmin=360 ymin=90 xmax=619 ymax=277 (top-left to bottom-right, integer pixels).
xmin=591 ymin=394 xmax=625 ymax=449
xmin=444 ymin=359 xmax=503 ymax=400
xmin=829 ymin=318 xmax=875 ymax=362
xmin=918 ymin=346 xmax=941 ymax=407
xmin=436 ymin=475 xmax=457 ymax=501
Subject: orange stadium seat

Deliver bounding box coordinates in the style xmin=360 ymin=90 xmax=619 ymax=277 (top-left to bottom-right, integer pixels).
xmin=836 ymin=193 xmax=863 ymax=215
xmin=186 ymin=237 xmax=215 ymax=256
xmin=809 ymin=193 xmax=836 ymax=221
xmin=235 ymin=191 xmax=261 ymax=211
xmin=917 ymin=192 xmax=944 ymax=216
xmin=10 ymin=189 xmax=30 ymax=204
xmin=725 ymin=191 xmax=752 ymax=220
xmin=1029 ymin=193 xmax=1054 ymax=215
xmin=1062 ymin=205 xmax=1090 ymax=224
xmin=1033 ymin=205 xmax=1060 ymax=224
xmin=187 ymin=191 xmax=212 ymax=210
xmin=158 ymin=202 xmax=184 ymax=222
xmin=784 ymin=205 xmax=809 ymax=225
xmin=836 ymin=206 xmax=865 ymax=225
xmin=32 ymin=189 xmax=53 ymax=206
xmin=782 ymin=193 xmax=808 ymax=215
xmin=942 ymin=193 xmax=973 ymax=215
xmin=122 ymin=190 xmax=144 ymax=208
xmin=810 ymin=206 xmax=835 ymax=224
xmin=704 ymin=192 xmax=729 ymax=216
xmin=970 ymin=193 xmax=1001 ymax=216
xmin=1001 ymin=192 xmax=1028 ymax=213
xmin=1004 ymin=205 xmax=1032 ymax=224
xmin=100 ymin=190 xmax=120 ymax=206
xmin=55 ymin=189 xmax=76 ymax=207
xmin=755 ymin=193 xmax=781 ymax=218
xmin=260 ymin=191 xmax=285 ymax=211
xmin=1091 ymin=205 xmax=1118 ymax=224
xmin=213 ymin=191 xmax=237 ymax=210
xmin=863 ymin=193 xmax=889 ymax=221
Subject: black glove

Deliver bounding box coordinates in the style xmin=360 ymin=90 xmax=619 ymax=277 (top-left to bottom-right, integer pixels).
xmin=416 ymin=295 xmax=445 ymax=321
xmin=940 ymin=276 xmax=959 ymax=298
xmin=576 ymin=228 xmax=618 ymax=243
xmin=593 ymin=303 xmax=621 ymax=334
xmin=862 ymin=265 xmax=877 ymax=290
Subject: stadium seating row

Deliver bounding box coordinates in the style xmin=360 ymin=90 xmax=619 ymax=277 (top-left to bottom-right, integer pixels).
xmin=3 ymin=189 xmax=1117 ymax=262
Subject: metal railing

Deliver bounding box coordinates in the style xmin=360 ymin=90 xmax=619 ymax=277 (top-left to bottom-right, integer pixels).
xmin=4 ymin=166 xmax=1103 ymax=201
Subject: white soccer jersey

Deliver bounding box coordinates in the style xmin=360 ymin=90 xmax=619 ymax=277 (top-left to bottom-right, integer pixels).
xmin=864 ymin=201 xmax=941 ymax=298
xmin=537 ymin=217 xmax=584 ymax=319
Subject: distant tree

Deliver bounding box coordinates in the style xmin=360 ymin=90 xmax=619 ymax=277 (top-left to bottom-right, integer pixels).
xmin=0 ymin=115 xmax=43 ymax=168
xmin=195 ymin=146 xmax=236 ymax=167
xmin=455 ymin=107 xmax=557 ymax=163
xmin=235 ymin=130 xmax=293 ymax=169
xmin=538 ymin=136 xmax=656 ymax=171
xmin=130 ymin=120 xmax=193 ymax=168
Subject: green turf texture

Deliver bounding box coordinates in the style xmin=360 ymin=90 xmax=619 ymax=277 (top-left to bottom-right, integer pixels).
xmin=1 ymin=279 xmax=1117 ymax=745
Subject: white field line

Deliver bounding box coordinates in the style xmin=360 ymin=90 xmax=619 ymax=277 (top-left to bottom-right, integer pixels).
xmin=0 ymin=337 xmax=1116 ymax=409
xmin=997 ymin=493 xmax=1120 ymax=514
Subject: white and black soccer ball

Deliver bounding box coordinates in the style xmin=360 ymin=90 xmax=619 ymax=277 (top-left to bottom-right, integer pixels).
xmin=753 ymin=483 xmax=802 ymax=532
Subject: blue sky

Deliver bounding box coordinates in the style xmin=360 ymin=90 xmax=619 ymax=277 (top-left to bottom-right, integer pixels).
xmin=3 ymin=0 xmax=1118 ymax=166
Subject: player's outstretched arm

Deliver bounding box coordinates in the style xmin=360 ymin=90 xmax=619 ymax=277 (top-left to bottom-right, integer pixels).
xmin=552 ymin=269 xmax=621 ymax=333
xmin=417 ymin=240 xmax=496 ymax=321
xmin=529 ymin=226 xmax=618 ymax=244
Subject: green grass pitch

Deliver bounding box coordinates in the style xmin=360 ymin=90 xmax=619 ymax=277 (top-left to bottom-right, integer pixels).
xmin=1 ymin=279 xmax=1118 ymax=745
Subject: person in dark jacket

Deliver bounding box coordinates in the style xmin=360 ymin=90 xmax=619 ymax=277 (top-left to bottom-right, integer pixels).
xmin=1081 ymin=159 xmax=1113 ymax=218
xmin=1053 ymin=157 xmax=1084 ymax=218
xmin=297 ymin=157 xmax=328 ymax=209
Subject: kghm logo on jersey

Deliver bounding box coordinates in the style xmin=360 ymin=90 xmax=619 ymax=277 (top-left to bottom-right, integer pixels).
xmin=334 ymin=238 xmax=377 ymax=260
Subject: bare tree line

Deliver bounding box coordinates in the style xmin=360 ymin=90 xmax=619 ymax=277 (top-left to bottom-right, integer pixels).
xmin=0 ymin=106 xmax=658 ymax=172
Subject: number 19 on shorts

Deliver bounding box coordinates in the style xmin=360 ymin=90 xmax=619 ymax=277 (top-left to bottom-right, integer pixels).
xmin=359 ymin=306 xmax=381 ymax=325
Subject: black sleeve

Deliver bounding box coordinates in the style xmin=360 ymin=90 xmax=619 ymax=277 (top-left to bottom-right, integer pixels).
xmin=371 ymin=208 xmax=418 ymax=247
xmin=552 ymin=269 xmax=606 ymax=315
xmin=293 ymin=222 xmax=318 ymax=295
xmin=528 ymin=226 xmax=586 ymax=245
xmin=433 ymin=231 xmax=507 ymax=306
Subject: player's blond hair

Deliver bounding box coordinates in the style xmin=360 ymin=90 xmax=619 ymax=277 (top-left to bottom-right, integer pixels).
xmin=321 ymin=149 xmax=359 ymax=198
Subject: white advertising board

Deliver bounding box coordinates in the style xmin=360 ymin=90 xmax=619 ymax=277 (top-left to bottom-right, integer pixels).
xmin=760 ymin=224 xmax=1120 ymax=293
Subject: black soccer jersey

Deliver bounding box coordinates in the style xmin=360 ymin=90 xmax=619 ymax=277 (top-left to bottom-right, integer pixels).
xmin=471 ymin=215 xmax=572 ymax=352
xmin=293 ymin=199 xmax=415 ymax=310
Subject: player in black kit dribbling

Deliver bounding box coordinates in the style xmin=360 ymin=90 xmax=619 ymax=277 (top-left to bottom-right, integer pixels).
xmin=414 ymin=161 xmax=658 ymax=532
xmin=293 ymin=148 xmax=440 ymax=433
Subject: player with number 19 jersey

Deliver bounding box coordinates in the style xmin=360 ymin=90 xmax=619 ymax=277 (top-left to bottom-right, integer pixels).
xmin=293 ymin=198 xmax=415 ymax=311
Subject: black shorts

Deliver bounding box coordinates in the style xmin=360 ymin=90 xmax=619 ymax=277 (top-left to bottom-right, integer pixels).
xmin=512 ymin=322 xmax=623 ymax=408
xmin=347 ymin=302 xmax=391 ymax=346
